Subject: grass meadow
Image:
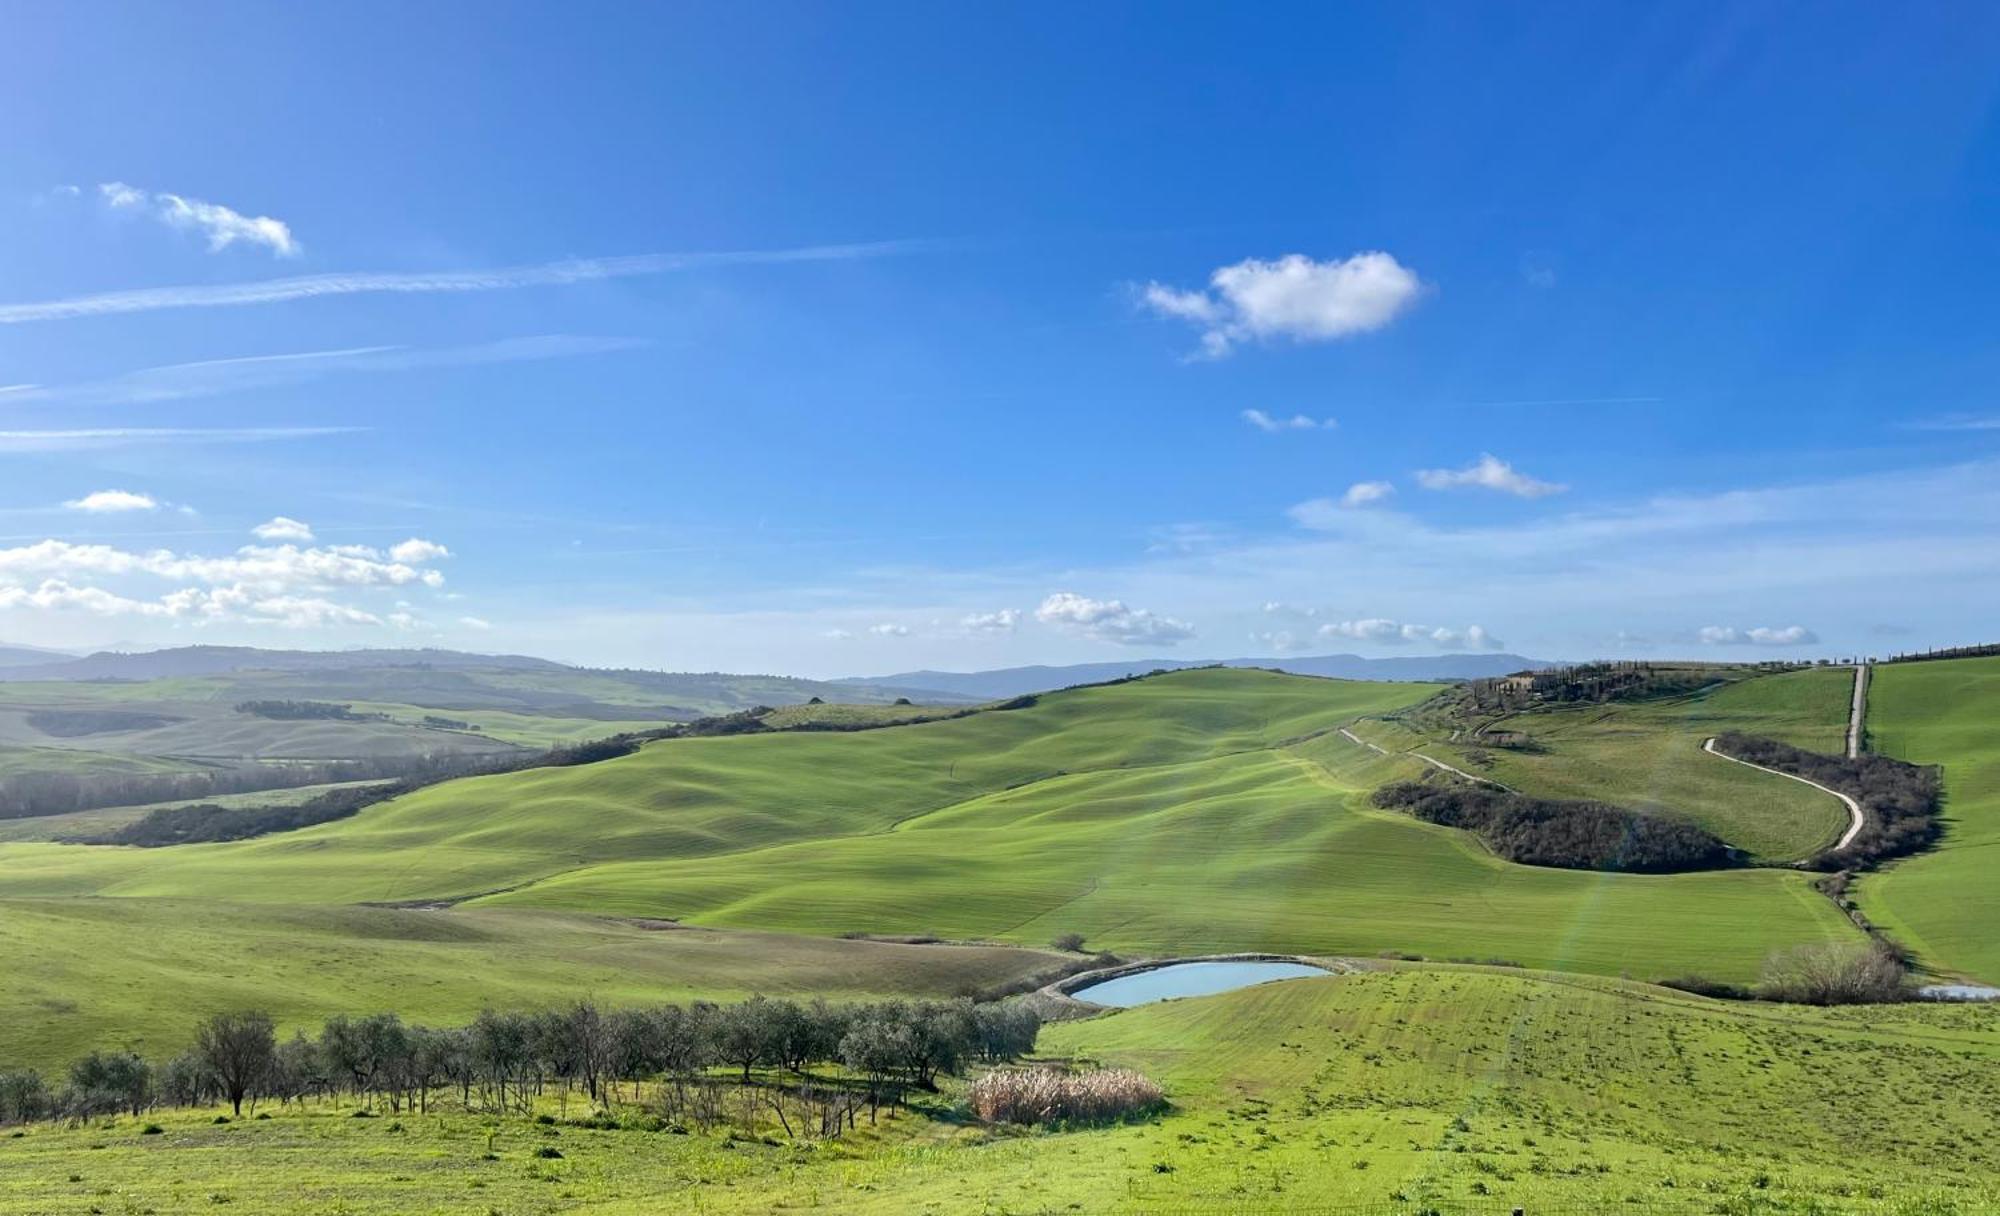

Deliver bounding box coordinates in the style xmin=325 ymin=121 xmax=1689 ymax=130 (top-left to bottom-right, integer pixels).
xmin=0 ymin=669 xmax=1871 ymax=1069
xmin=1436 ymin=666 xmax=1858 ymax=860
xmin=1854 ymin=656 xmax=2000 ymax=985
xmin=1 ymin=966 xmax=1995 ymax=1213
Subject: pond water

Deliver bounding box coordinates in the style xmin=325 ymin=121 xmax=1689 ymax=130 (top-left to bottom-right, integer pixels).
xmin=1070 ymin=960 xmax=1331 ymax=1007
xmin=1919 ymin=983 xmax=2000 ymax=1002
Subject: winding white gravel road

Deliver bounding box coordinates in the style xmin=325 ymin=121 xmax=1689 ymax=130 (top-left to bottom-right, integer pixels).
xmin=1702 ymin=736 xmax=1864 ymax=852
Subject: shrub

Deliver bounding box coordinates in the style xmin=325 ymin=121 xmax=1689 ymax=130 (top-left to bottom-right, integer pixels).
xmin=1756 ymin=942 xmax=1909 ymax=1005
xmin=1371 ymin=780 xmax=1733 ymax=873
xmin=1050 ymin=932 xmax=1087 ymax=953
xmin=969 ymin=1068 xmax=1163 ymax=1125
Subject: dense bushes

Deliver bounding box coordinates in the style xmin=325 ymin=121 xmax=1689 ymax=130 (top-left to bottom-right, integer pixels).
xmin=1372 ymin=780 xmax=1734 ymax=873
xmin=969 ymin=1067 xmax=1162 ymax=1125
xmin=1709 ymin=732 xmax=1941 ymax=868
xmin=0 ymin=994 xmax=1041 ymax=1129
xmin=1756 ymin=942 xmax=1910 ymax=1005
xmin=234 ymin=700 xmax=385 ymax=722
xmin=85 ymin=782 xmax=397 ymax=846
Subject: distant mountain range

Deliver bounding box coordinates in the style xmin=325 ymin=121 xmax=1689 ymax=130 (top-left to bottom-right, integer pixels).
xmin=0 ymin=644 xmax=571 ymax=682
xmin=0 ymin=641 xmax=1552 ymax=705
xmin=0 ymin=643 xmax=78 ymax=670
xmin=840 ymin=652 xmax=1556 ymax=700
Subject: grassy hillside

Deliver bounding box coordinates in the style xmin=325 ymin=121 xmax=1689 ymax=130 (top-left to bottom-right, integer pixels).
xmin=0 ymin=669 xmax=1861 ymax=1066
xmin=0 ymin=899 xmax=1065 ymax=1070
xmin=1425 ymin=666 xmax=1857 ymax=860
xmin=2 ymin=967 xmax=1994 ymax=1213
xmin=1855 ymin=656 xmax=2000 ymax=984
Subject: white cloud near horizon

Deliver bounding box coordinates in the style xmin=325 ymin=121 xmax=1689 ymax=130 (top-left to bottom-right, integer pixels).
xmin=0 ymin=523 xmax=456 ymax=632
xmin=868 ymin=622 xmax=910 ymax=637
xmin=1035 ymin=591 xmax=1195 ymax=646
xmin=1242 ymin=409 xmax=1335 ymax=433
xmin=99 ymin=182 xmax=301 ymax=257
xmin=961 ymin=609 xmax=1020 ymax=634
xmin=1143 ymin=251 xmax=1423 ymax=357
xmin=64 ymin=490 xmax=158 ymax=513
xmin=1317 ymin=618 xmax=1503 ymax=650
xmin=1414 ymin=453 xmax=1566 ymax=498
xmin=252 ymin=517 xmax=315 ymax=542
xmin=0 ymin=241 xmax=923 ymax=325
xmin=1699 ymin=625 xmax=1819 ymax=646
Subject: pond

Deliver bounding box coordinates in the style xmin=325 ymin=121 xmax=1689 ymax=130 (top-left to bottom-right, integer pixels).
xmin=1070 ymin=959 xmax=1331 ymax=1007
xmin=1919 ymin=983 xmax=2000 ymax=1002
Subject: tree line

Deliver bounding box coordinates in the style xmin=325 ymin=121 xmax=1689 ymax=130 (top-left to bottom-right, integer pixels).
xmin=1372 ymin=778 xmax=1735 ymax=873
xmin=1709 ymin=732 xmax=1941 ymax=869
xmin=233 ymin=700 xmax=388 ymax=722
xmin=0 ymin=994 xmax=1041 ymax=1134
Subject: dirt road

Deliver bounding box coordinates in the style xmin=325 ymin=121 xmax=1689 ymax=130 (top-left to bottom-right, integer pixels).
xmin=1702 ymin=735 xmax=1863 ymax=852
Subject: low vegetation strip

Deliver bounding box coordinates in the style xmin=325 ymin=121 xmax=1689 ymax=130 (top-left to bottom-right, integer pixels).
xmin=1708 ymin=731 xmax=1940 ymax=869
xmin=1371 ymin=779 xmax=1735 ymax=872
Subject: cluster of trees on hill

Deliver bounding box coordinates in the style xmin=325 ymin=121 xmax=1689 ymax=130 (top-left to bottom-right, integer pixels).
xmin=1372 ymin=779 xmax=1734 ymax=872
xmin=1709 ymin=732 xmax=1941 ymax=869
xmin=1878 ymin=641 xmax=2000 ymax=665
xmin=1462 ymin=662 xmax=1731 ymax=714
xmin=0 ymin=995 xmax=1041 ymax=1133
xmin=80 ymin=782 xmax=395 ymax=846
xmin=233 ymin=700 xmax=388 ymax=722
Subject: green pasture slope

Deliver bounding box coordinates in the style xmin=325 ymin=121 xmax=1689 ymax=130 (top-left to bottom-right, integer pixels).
xmin=1430 ymin=666 xmax=1858 ymax=860
xmin=1856 ymin=655 xmax=2000 ymax=984
xmin=0 ymin=669 xmax=1866 ymax=1070
xmin=0 ymin=899 xmax=1066 ymax=1071
xmin=2 ymin=966 xmax=1995 ymax=1214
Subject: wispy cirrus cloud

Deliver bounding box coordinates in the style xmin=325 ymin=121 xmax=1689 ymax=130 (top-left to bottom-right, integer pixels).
xmin=0 ymin=240 xmax=926 ymax=325
xmin=1 ymin=335 xmax=646 ymax=408
xmin=0 ymin=427 xmax=362 ymax=452
xmin=1414 ymin=453 xmax=1566 ymax=498
xmin=99 ymin=181 xmax=301 ymax=257
xmin=1242 ymin=409 xmax=1336 ymax=433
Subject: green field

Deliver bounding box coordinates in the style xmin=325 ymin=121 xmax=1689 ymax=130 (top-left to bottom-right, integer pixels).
xmin=2 ymin=965 xmax=1994 ymax=1214
xmin=1420 ymin=666 xmax=1857 ymax=860
xmin=0 ymin=899 xmax=1065 ymax=1070
xmin=0 ymin=668 xmax=1867 ymax=1069
xmin=1855 ymin=656 xmax=2000 ymax=984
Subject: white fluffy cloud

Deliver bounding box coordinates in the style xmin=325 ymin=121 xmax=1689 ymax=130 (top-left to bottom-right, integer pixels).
xmin=1340 ymin=480 xmax=1395 ymax=508
xmin=252 ymin=516 xmax=314 ymax=542
xmin=0 ymin=525 xmax=454 ymax=633
xmin=458 ymin=616 xmax=493 ymax=631
xmin=388 ymin=538 xmax=451 ymax=563
xmin=99 ymin=182 xmax=300 ymax=257
xmin=961 ymin=609 xmax=1020 ymax=634
xmin=1242 ymin=409 xmax=1335 ymax=433
xmin=1035 ymin=592 xmax=1194 ymax=647
xmin=1144 ymin=251 xmax=1423 ymax=357
xmin=64 ymin=489 xmax=158 ymax=513
xmin=868 ymin=623 xmax=910 ymax=637
xmin=1699 ymin=625 xmax=1819 ymax=646
xmin=1415 ymin=454 xmax=1566 ymax=498
xmin=1316 ymin=619 xmax=1503 ymax=650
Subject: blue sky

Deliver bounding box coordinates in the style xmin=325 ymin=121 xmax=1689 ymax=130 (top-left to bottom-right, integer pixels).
xmin=2 ymin=2 xmax=1998 ymax=675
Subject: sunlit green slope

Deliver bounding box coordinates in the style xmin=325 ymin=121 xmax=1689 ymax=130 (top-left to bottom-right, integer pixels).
xmin=1856 ymin=655 xmax=2000 ymax=983
xmin=1430 ymin=666 xmax=1857 ymax=859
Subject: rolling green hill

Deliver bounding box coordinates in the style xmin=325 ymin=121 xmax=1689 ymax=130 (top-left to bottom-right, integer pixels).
xmin=1411 ymin=666 xmax=1858 ymax=860
xmin=0 ymin=668 xmax=1868 ymax=1066
xmin=1855 ymin=655 xmax=2000 ymax=984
